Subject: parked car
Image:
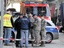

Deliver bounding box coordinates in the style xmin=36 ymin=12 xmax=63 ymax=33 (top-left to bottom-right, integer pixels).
xmin=45 ymin=19 xmax=59 ymax=43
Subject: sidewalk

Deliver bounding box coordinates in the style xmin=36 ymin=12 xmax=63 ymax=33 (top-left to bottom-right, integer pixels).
xmin=3 ymin=43 xmax=45 ymax=48
xmin=3 ymin=46 xmax=45 ymax=48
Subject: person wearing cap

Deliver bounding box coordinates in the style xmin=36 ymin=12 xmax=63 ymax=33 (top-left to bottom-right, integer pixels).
xmin=33 ymin=14 xmax=41 ymax=46
xmin=3 ymin=10 xmax=12 ymax=45
xmin=40 ymin=16 xmax=46 ymax=47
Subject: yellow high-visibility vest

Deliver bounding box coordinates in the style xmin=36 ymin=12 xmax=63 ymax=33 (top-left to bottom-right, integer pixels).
xmin=3 ymin=14 xmax=12 ymax=27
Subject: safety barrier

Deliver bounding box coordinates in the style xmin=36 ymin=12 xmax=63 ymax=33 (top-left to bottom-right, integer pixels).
xmin=0 ymin=37 xmax=47 ymax=41
xmin=0 ymin=37 xmax=28 ymax=41
xmin=0 ymin=37 xmax=47 ymax=48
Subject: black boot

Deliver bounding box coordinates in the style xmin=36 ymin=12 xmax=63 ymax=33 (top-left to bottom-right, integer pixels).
xmin=40 ymin=41 xmax=45 ymax=47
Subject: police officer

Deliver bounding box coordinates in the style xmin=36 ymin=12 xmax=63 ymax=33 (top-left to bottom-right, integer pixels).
xmin=28 ymin=13 xmax=35 ymax=40
xmin=40 ymin=16 xmax=46 ymax=47
xmin=33 ymin=14 xmax=41 ymax=46
xmin=3 ymin=10 xmax=12 ymax=45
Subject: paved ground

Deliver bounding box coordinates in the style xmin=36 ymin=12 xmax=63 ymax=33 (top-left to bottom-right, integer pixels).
xmin=45 ymin=33 xmax=64 ymax=48
xmin=3 ymin=43 xmax=45 ymax=48
xmin=2 ymin=33 xmax=64 ymax=48
xmin=3 ymin=46 xmax=45 ymax=48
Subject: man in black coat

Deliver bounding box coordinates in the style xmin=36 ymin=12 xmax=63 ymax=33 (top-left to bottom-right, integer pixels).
xmin=11 ymin=13 xmax=23 ymax=47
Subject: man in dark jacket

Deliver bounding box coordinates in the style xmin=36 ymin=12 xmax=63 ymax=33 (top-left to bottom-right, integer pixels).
xmin=17 ymin=15 xmax=30 ymax=48
xmin=11 ymin=13 xmax=23 ymax=47
xmin=15 ymin=14 xmax=23 ymax=47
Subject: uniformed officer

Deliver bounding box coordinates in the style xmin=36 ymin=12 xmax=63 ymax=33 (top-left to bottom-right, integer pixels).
xmin=33 ymin=14 xmax=41 ymax=46
xmin=28 ymin=13 xmax=35 ymax=40
xmin=40 ymin=16 xmax=46 ymax=47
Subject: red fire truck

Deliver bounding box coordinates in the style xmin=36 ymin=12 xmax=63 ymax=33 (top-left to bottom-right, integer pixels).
xmin=20 ymin=2 xmax=51 ymax=20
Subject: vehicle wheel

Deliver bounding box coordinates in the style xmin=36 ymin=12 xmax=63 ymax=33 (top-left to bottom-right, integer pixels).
xmin=45 ymin=33 xmax=53 ymax=43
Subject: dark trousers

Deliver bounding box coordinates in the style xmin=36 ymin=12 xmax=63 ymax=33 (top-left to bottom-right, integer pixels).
xmin=29 ymin=29 xmax=35 ymax=39
xmin=15 ymin=29 xmax=21 ymax=47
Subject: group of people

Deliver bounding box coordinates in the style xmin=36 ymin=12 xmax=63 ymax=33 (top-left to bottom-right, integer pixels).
xmin=3 ymin=9 xmax=46 ymax=48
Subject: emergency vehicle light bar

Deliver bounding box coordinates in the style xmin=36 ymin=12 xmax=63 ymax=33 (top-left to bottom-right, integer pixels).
xmin=24 ymin=4 xmax=47 ymax=7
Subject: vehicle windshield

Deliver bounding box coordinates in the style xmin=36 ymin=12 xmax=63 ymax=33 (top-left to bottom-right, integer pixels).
xmin=26 ymin=7 xmax=33 ymax=14
xmin=25 ymin=7 xmax=46 ymax=16
xmin=37 ymin=7 xmax=46 ymax=16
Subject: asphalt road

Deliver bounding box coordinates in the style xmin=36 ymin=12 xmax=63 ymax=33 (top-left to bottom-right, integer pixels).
xmin=46 ymin=33 xmax=64 ymax=48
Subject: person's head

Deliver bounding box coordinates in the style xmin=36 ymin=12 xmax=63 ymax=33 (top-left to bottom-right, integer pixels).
xmin=6 ymin=10 xmax=11 ymax=14
xmin=28 ymin=13 xmax=32 ymax=17
xmin=7 ymin=8 xmax=16 ymax=15
xmin=25 ymin=13 xmax=28 ymax=17
xmin=19 ymin=14 xmax=23 ymax=18
xmin=33 ymin=14 xmax=37 ymax=19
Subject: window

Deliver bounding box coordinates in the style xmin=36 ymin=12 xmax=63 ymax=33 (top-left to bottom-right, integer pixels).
xmin=25 ymin=7 xmax=46 ymax=16
xmin=37 ymin=7 xmax=46 ymax=16
xmin=46 ymin=22 xmax=51 ymax=26
xmin=25 ymin=7 xmax=33 ymax=14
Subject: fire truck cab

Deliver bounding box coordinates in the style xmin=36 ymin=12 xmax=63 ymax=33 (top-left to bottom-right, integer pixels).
xmin=20 ymin=2 xmax=51 ymax=20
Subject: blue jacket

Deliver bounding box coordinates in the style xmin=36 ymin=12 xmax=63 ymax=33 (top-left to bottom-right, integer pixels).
xmin=19 ymin=16 xmax=30 ymax=30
